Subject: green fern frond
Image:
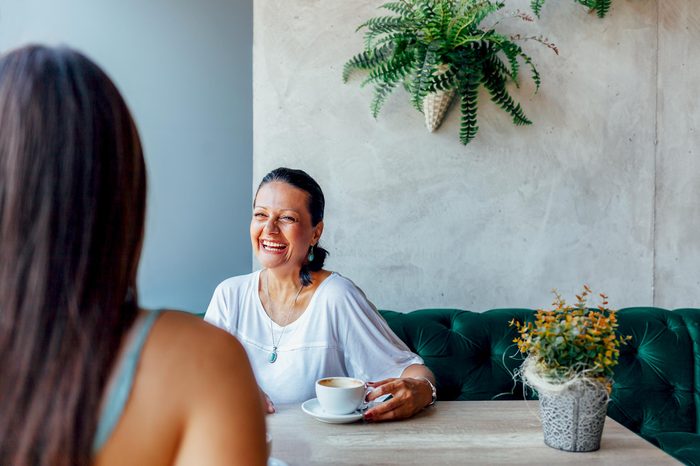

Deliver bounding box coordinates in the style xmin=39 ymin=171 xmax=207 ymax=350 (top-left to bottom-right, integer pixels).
xmin=485 ymin=55 xmax=510 ymax=82
xmin=361 ymin=51 xmax=418 ymax=87
xmin=446 ymin=1 xmax=498 ymax=44
xmin=357 ymin=16 xmax=404 ymax=34
xmin=370 ymin=32 xmax=413 ymax=49
xmin=410 ymin=50 xmax=439 ymax=111
xmin=380 ymin=1 xmax=414 ymax=16
xmin=438 ymin=1 xmax=454 ymax=37
xmin=446 ymin=14 xmax=477 ymax=46
xmin=538 ymin=0 xmax=612 ymax=18
xmin=415 ymin=1 xmax=436 ymax=19
xmin=426 ymin=67 xmax=456 ymax=92
xmin=458 ymin=76 xmax=480 ymax=145
xmin=494 ymin=41 xmax=540 ymax=91
xmin=472 ymin=1 xmax=505 ymax=27
xmin=343 ymin=44 xmax=395 ymax=82
xmin=595 ymin=0 xmax=612 ymax=17
xmin=530 ymin=0 xmax=545 ymax=18
xmin=500 ymin=42 xmax=523 ymax=81
xmin=520 ymin=52 xmax=541 ymax=91
xmin=364 ymin=29 xmax=386 ymax=50
xmin=419 ymin=5 xmax=444 ymax=43
xmin=362 ymin=17 xmax=412 ymax=49
xmin=370 ymin=81 xmax=398 ymax=118
xmin=481 ymin=59 xmax=532 ymax=125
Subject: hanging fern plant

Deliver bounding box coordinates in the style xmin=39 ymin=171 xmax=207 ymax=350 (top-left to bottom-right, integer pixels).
xmin=531 ymin=0 xmax=612 ymax=19
xmin=343 ymin=0 xmax=557 ymax=145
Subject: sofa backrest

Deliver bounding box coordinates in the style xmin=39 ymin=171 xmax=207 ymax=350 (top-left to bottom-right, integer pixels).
xmin=380 ymin=307 xmax=699 ymax=440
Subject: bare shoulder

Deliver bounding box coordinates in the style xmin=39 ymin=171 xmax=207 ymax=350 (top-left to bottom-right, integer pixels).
xmin=150 ymin=311 xmax=267 ymax=464
xmin=96 ymin=310 xmax=267 ymax=466
xmin=142 ymin=311 xmax=250 ymax=383
xmin=144 ymin=311 xmax=265 ymax=416
xmin=152 ymin=310 xmax=245 ymax=356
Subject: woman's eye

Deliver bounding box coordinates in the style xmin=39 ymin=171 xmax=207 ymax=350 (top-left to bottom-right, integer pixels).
xmin=281 ymin=216 xmax=296 ymax=222
xmin=254 ymin=212 xmax=266 ymax=218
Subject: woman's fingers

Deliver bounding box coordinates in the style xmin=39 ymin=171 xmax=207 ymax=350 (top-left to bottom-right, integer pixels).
xmin=367 ymin=378 xmax=394 ymax=387
xmin=260 ymin=388 xmax=275 ymax=414
xmin=363 ymin=396 xmax=404 ymax=421
xmin=363 ymin=378 xmax=427 ymax=422
xmin=366 ymin=378 xmax=398 ymax=401
xmin=265 ymin=396 xmax=275 ymax=414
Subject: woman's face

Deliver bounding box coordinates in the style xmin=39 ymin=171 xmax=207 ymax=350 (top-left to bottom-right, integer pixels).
xmin=251 ymin=181 xmax=323 ymax=273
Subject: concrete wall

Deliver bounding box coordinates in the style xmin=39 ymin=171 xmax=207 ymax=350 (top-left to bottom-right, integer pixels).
xmin=0 ymin=0 xmax=253 ymax=312
xmin=656 ymin=1 xmax=700 ymax=306
xmin=254 ymin=0 xmax=700 ymax=310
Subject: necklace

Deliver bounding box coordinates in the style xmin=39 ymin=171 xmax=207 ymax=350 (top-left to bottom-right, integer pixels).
xmin=263 ymin=270 xmax=303 ymax=364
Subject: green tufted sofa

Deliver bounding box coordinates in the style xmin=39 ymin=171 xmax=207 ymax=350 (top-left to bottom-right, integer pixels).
xmin=379 ymin=307 xmax=700 ymax=465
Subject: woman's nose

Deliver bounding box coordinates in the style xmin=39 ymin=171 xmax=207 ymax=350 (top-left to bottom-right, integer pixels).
xmin=263 ymin=218 xmax=279 ymax=234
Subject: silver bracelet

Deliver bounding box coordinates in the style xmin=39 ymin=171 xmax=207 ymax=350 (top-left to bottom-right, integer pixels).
xmin=416 ymin=376 xmax=437 ymax=406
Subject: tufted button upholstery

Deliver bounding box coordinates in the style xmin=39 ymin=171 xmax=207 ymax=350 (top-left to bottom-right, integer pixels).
xmin=608 ymin=308 xmax=694 ymax=439
xmin=380 ymin=308 xmax=534 ymax=401
xmin=379 ymin=307 xmax=700 ymax=444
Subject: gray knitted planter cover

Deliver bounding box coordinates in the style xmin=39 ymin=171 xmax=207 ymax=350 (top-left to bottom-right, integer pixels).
xmin=538 ymin=381 xmax=608 ymax=452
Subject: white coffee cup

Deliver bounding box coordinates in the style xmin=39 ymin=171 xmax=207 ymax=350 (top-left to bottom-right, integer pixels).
xmin=315 ymin=377 xmax=366 ymax=415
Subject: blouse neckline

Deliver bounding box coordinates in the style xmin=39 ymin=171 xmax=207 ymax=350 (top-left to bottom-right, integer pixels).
xmin=253 ymin=269 xmax=337 ymax=331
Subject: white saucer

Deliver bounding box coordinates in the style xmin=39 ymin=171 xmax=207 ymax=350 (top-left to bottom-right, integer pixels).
xmin=301 ymin=398 xmax=363 ymax=424
xmin=268 ymin=458 xmax=289 ymax=466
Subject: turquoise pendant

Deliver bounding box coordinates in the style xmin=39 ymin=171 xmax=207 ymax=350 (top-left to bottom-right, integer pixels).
xmin=268 ymin=349 xmax=278 ymax=363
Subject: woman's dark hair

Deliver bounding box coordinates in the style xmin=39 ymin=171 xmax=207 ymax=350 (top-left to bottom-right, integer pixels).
xmin=0 ymin=45 xmax=146 ymax=465
xmin=256 ymin=167 xmax=329 ymax=286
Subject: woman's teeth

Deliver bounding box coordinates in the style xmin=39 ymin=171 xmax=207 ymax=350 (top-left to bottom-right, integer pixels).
xmin=262 ymin=240 xmax=286 ymax=251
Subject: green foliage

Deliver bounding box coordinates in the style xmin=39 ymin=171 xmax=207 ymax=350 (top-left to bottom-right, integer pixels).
xmin=481 ymin=50 xmax=531 ymax=125
xmin=344 ymin=0 xmax=552 ymax=145
xmin=510 ymin=286 xmax=631 ymax=391
xmin=457 ymin=74 xmax=480 ymax=144
xmin=530 ymin=0 xmax=545 ymax=17
xmin=532 ymin=0 xmax=613 ymax=19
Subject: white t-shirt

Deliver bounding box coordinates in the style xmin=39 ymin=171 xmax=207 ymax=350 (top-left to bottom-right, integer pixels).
xmin=204 ymin=270 xmax=424 ymax=404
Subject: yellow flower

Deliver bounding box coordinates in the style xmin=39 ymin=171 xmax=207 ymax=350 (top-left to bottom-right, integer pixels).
xmin=513 ymin=286 xmax=629 ymax=383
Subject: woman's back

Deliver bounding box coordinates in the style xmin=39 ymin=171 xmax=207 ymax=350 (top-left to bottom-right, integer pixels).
xmin=94 ymin=311 xmax=266 ymax=466
xmin=0 ymin=45 xmax=266 ymax=465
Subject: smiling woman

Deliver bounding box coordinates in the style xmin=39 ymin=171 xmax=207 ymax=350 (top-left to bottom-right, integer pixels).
xmin=251 ymin=175 xmax=327 ymax=287
xmin=205 ymin=167 xmax=438 ymax=422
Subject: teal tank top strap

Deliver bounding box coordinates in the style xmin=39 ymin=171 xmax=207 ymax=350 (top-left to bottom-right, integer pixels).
xmin=92 ymin=309 xmax=163 ymax=453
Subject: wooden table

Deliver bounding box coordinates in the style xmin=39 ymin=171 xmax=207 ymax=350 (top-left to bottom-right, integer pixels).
xmin=267 ymin=401 xmax=680 ymax=465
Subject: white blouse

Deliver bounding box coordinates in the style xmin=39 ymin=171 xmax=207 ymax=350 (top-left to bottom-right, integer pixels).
xmin=204 ymin=270 xmax=423 ymax=404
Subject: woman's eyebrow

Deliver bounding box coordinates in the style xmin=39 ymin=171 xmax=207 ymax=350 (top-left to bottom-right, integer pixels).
xmin=254 ymin=205 xmax=301 ymax=214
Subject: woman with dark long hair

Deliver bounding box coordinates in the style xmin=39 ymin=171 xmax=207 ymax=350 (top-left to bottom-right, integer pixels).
xmin=0 ymin=45 xmax=266 ymax=466
xmin=205 ymin=167 xmax=437 ymax=421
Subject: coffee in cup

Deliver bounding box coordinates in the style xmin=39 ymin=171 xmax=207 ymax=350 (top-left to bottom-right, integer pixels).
xmin=315 ymin=377 xmax=366 ymax=415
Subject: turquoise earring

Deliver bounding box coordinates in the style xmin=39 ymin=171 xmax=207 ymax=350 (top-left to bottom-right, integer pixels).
xmin=307 ymin=245 xmax=315 ymax=262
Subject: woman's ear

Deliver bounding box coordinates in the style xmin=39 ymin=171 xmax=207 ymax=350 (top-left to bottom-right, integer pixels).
xmin=312 ymin=221 xmax=324 ymax=245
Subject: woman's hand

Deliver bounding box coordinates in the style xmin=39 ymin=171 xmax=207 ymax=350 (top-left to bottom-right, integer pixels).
xmin=260 ymin=388 xmax=275 ymax=414
xmin=362 ymin=377 xmax=433 ymax=422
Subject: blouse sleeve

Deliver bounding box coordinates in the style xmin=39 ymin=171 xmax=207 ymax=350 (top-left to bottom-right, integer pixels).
xmin=331 ymin=279 xmax=424 ymax=383
xmin=204 ymin=282 xmax=231 ymax=332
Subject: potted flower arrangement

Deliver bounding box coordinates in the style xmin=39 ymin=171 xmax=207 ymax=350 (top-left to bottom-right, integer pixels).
xmin=510 ymin=285 xmax=630 ymax=452
xmin=343 ymin=0 xmax=557 ymax=145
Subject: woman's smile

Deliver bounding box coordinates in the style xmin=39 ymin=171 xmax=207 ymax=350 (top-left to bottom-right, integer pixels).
xmin=260 ymin=239 xmax=287 ymax=253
